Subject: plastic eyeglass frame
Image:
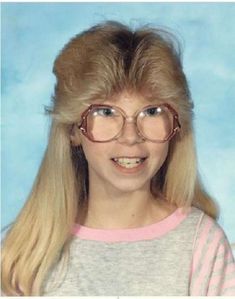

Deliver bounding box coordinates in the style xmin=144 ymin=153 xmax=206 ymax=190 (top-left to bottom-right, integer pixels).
xmin=78 ymin=103 xmax=181 ymax=143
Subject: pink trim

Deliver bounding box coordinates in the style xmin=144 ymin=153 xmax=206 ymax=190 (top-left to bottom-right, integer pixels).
xmin=72 ymin=207 xmax=189 ymax=243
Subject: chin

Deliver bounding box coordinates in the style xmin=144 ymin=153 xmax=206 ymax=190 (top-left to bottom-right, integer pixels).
xmin=109 ymin=179 xmax=150 ymax=194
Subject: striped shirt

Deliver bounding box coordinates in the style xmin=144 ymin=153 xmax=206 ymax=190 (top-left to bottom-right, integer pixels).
xmin=190 ymin=211 xmax=235 ymax=295
xmin=43 ymin=207 xmax=235 ymax=296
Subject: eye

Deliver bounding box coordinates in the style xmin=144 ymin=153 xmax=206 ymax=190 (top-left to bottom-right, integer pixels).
xmin=142 ymin=106 xmax=162 ymax=117
xmin=93 ymin=107 xmax=115 ymax=117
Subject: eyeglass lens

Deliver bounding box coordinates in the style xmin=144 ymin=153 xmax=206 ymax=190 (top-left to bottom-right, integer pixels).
xmin=86 ymin=105 xmax=173 ymax=142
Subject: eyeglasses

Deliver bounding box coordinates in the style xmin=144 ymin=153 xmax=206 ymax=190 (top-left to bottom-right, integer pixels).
xmin=78 ymin=103 xmax=181 ymax=143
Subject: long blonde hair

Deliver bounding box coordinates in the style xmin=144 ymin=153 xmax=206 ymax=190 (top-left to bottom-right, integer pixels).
xmin=1 ymin=21 xmax=218 ymax=295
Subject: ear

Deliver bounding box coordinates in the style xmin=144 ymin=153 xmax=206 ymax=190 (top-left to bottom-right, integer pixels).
xmin=70 ymin=125 xmax=81 ymax=146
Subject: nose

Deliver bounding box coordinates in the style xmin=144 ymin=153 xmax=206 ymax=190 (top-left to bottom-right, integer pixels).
xmin=117 ymin=120 xmax=144 ymax=145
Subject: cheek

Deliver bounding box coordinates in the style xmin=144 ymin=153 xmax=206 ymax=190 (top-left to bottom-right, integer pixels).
xmin=80 ymin=137 xmax=106 ymax=164
xmin=152 ymin=143 xmax=169 ymax=166
xmin=80 ymin=139 xmax=95 ymax=162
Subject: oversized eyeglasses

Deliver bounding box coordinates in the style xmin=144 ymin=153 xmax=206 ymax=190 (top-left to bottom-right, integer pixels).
xmin=78 ymin=103 xmax=181 ymax=143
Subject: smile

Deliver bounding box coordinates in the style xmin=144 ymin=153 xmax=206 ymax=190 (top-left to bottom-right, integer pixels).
xmin=112 ymin=157 xmax=146 ymax=169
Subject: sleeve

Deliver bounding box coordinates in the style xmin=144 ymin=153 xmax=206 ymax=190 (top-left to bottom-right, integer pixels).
xmin=190 ymin=214 xmax=235 ymax=296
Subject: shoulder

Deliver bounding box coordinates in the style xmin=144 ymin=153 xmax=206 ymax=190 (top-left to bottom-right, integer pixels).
xmin=185 ymin=207 xmax=233 ymax=259
xmin=191 ymin=208 xmax=232 ymax=257
xmin=177 ymin=206 xmax=204 ymax=235
xmin=190 ymin=211 xmax=235 ymax=295
xmin=195 ymin=210 xmax=229 ymax=249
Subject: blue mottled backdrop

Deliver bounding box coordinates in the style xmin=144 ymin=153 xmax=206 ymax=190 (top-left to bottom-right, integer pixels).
xmin=1 ymin=3 xmax=235 ymax=249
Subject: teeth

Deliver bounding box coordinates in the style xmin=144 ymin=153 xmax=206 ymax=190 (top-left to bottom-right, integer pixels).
xmin=113 ymin=158 xmax=145 ymax=168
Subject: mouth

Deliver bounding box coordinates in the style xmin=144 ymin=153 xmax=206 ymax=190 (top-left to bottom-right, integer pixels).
xmin=111 ymin=157 xmax=147 ymax=169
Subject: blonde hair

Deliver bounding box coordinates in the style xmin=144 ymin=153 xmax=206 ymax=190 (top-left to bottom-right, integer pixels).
xmin=1 ymin=21 xmax=218 ymax=295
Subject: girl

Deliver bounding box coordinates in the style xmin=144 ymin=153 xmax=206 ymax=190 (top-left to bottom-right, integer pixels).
xmin=2 ymin=21 xmax=235 ymax=296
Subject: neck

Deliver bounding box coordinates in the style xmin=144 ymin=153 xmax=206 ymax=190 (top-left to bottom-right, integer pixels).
xmin=78 ymin=182 xmax=176 ymax=229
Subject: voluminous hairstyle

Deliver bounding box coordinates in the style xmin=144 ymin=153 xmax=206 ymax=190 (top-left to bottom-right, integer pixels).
xmin=1 ymin=21 xmax=218 ymax=295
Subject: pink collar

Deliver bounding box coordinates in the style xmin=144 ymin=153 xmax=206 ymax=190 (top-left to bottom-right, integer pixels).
xmin=72 ymin=207 xmax=190 ymax=243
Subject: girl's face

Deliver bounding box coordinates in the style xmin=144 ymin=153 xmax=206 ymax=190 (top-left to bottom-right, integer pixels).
xmin=73 ymin=92 xmax=170 ymax=195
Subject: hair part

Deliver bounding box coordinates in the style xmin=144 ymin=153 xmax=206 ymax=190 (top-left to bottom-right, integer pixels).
xmin=1 ymin=20 xmax=218 ymax=296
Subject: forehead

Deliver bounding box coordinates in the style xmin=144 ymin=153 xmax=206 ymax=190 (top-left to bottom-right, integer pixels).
xmin=98 ymin=91 xmax=161 ymax=111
